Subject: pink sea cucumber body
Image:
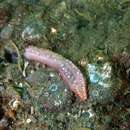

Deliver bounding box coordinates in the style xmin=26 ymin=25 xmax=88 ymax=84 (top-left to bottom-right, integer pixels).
xmin=24 ymin=46 xmax=87 ymax=101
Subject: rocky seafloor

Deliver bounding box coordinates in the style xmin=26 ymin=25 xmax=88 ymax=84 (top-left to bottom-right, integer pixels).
xmin=0 ymin=0 xmax=130 ymax=130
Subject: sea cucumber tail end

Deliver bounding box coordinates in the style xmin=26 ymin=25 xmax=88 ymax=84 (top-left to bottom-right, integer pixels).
xmin=75 ymin=82 xmax=87 ymax=101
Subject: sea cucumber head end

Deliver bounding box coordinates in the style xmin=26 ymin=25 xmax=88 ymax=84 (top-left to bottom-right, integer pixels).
xmin=24 ymin=47 xmax=30 ymax=60
xmin=24 ymin=46 xmax=37 ymax=59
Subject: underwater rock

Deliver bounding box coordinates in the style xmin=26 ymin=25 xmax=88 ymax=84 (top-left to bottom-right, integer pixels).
xmin=88 ymin=62 xmax=112 ymax=86
xmin=21 ymin=21 xmax=46 ymax=41
xmin=24 ymin=46 xmax=87 ymax=101
xmin=22 ymin=26 xmax=40 ymax=41
xmin=26 ymin=69 xmax=72 ymax=112
xmin=87 ymin=62 xmax=113 ymax=103
xmin=0 ymin=24 xmax=13 ymax=39
xmin=4 ymin=49 xmax=18 ymax=64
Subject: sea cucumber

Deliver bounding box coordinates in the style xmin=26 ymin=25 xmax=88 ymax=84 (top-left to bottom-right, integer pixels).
xmin=24 ymin=46 xmax=87 ymax=101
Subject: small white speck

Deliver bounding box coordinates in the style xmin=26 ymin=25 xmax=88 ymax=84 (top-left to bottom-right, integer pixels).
xmin=49 ymin=73 xmax=55 ymax=77
xmin=67 ymin=75 xmax=70 ymax=78
xmin=88 ymin=109 xmax=94 ymax=118
xmin=82 ymin=110 xmax=85 ymax=113
xmin=44 ymin=92 xmax=49 ymax=97
xmin=26 ymin=118 xmax=32 ymax=124
xmin=64 ymin=89 xmax=67 ymax=92
xmin=19 ymin=83 xmax=23 ymax=87
xmin=62 ymin=67 xmax=65 ymax=70
xmin=51 ymin=27 xmax=57 ymax=33
xmin=30 ymin=70 xmax=34 ymax=74
xmin=54 ymin=100 xmax=61 ymax=106
xmin=12 ymin=100 xmax=21 ymax=110
xmin=79 ymin=79 xmax=83 ymax=82
xmin=67 ymin=112 xmax=70 ymax=116
xmin=77 ymin=71 xmax=80 ymax=75
xmin=97 ymin=56 xmax=104 ymax=61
